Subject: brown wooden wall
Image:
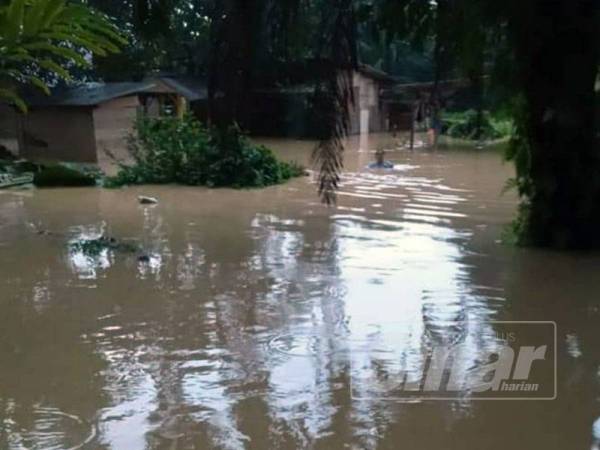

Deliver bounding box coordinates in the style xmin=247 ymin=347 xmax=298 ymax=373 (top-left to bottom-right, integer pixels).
xmin=348 ymin=72 xmax=389 ymax=134
xmin=0 ymin=103 xmax=19 ymax=155
xmin=18 ymin=107 xmax=97 ymax=163
xmin=93 ymin=96 xmax=139 ymax=170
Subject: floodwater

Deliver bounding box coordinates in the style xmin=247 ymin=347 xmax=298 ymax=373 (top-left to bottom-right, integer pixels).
xmin=1 ymin=134 xmax=599 ymax=450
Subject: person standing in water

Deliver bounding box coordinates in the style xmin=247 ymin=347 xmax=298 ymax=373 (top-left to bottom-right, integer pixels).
xmin=410 ymin=92 xmax=428 ymax=150
xmin=427 ymin=94 xmax=444 ymax=148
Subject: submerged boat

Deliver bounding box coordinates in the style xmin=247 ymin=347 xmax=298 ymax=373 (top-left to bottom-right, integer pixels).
xmin=0 ymin=172 xmax=34 ymax=189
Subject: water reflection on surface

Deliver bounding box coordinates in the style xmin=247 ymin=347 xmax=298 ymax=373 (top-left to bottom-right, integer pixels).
xmin=1 ymin=134 xmax=600 ymax=449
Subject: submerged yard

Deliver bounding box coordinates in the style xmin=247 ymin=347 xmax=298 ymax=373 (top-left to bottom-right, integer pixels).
xmin=0 ymin=135 xmax=599 ymax=449
xmin=0 ymin=0 xmax=597 ymax=447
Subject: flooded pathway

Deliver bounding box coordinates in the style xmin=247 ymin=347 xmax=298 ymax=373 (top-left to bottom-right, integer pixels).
xmin=1 ymin=135 xmax=599 ymax=449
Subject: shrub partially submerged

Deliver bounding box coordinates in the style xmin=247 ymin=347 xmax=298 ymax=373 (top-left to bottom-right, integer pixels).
xmin=106 ymin=116 xmax=304 ymax=188
xmin=443 ymin=109 xmax=513 ymax=141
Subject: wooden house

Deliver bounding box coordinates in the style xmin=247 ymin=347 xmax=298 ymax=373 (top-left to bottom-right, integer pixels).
xmin=248 ymin=63 xmax=397 ymax=138
xmin=16 ymin=77 xmax=206 ymax=165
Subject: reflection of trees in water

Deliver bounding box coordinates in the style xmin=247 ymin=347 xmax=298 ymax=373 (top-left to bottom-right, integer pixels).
xmin=68 ymin=203 xmax=348 ymax=448
xmin=111 ymin=192 xmax=519 ymax=448
xmin=0 ymin=291 xmax=106 ymax=449
xmin=502 ymin=252 xmax=600 ymax=450
xmin=0 ymin=194 xmax=110 ymax=448
xmin=96 ymin=209 xmax=349 ymax=448
xmin=4 ymin=178 xmax=577 ymax=448
xmin=337 ymin=211 xmax=511 ymax=447
xmin=107 ymin=197 xmax=536 ymax=448
xmin=141 ymin=212 xmax=349 ymax=448
xmin=256 ymin=214 xmax=350 ymax=446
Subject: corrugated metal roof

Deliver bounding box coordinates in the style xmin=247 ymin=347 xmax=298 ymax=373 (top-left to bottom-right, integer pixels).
xmin=24 ymin=76 xmax=210 ymax=107
xmin=25 ymin=82 xmax=158 ymax=107
xmin=155 ymin=76 xmax=208 ymax=101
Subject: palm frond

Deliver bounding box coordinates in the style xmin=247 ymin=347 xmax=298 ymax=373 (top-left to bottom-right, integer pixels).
xmin=22 ymin=41 xmax=91 ymax=66
xmin=0 ymin=0 xmax=125 ymax=111
xmin=0 ymin=88 xmax=27 ymax=112
xmin=5 ymin=0 xmax=26 ymax=41
xmin=25 ymin=74 xmax=51 ymax=94
xmin=310 ymin=0 xmax=357 ymax=205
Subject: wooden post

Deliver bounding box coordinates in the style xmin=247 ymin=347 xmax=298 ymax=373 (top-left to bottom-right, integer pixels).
xmin=410 ymin=101 xmax=416 ymax=150
xmin=175 ymin=95 xmax=187 ymax=119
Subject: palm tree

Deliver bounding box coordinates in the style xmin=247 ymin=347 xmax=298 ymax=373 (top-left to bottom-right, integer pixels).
xmin=0 ymin=0 xmax=125 ymax=111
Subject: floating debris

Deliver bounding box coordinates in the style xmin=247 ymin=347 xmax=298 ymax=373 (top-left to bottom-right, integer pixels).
xmin=0 ymin=172 xmax=34 ymax=189
xmin=69 ymin=236 xmax=140 ymax=256
xmin=138 ymin=195 xmax=159 ymax=205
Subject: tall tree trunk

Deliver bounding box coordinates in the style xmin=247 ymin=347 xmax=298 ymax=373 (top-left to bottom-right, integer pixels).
xmin=207 ymin=0 xmax=261 ymax=127
xmin=511 ymin=0 xmax=599 ymax=249
xmin=222 ymin=0 xmax=258 ymax=125
xmin=433 ymin=0 xmax=448 ymax=88
xmin=206 ymin=6 xmax=219 ymax=125
xmin=471 ymin=68 xmax=484 ymax=141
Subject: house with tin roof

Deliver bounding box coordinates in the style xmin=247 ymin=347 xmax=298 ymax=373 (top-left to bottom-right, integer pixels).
xmin=16 ymin=76 xmax=207 ymax=165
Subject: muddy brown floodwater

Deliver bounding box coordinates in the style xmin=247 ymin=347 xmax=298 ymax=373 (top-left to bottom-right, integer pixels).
xmin=1 ymin=134 xmax=600 ymax=450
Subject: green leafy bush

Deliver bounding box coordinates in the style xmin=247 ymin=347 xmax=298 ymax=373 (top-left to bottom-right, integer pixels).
xmin=443 ymin=109 xmax=513 ymax=141
xmin=106 ymin=116 xmax=304 ymax=188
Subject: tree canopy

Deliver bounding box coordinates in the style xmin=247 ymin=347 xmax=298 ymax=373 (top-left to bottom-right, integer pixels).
xmin=0 ymin=0 xmax=125 ymax=111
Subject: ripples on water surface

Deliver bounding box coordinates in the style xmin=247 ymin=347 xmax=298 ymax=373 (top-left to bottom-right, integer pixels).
xmin=1 ymin=135 xmax=600 ymax=449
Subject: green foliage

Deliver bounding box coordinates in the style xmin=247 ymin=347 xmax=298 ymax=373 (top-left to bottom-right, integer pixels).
xmin=443 ymin=109 xmax=513 ymax=141
xmin=0 ymin=0 xmax=125 ymax=111
xmin=107 ymin=114 xmax=212 ymax=186
xmin=69 ymin=236 xmax=139 ymax=256
xmin=33 ymin=164 xmax=98 ymax=187
xmin=503 ymin=99 xmax=531 ymax=194
xmin=502 ymin=96 xmax=534 ymax=245
xmin=106 ymin=115 xmax=304 ymax=189
xmin=206 ymin=125 xmax=304 ymax=188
